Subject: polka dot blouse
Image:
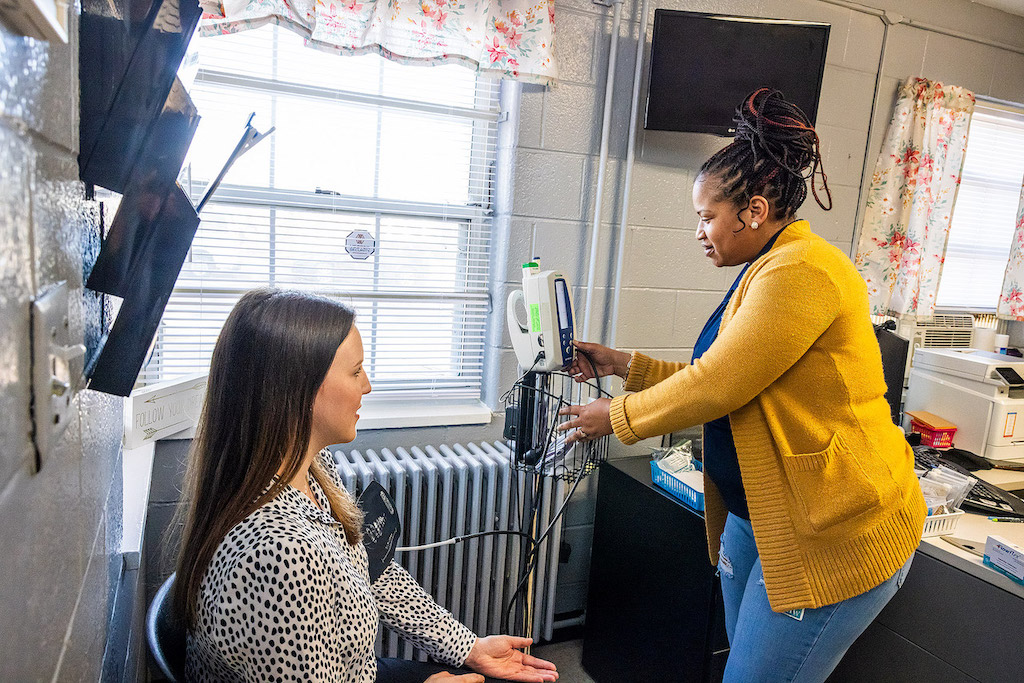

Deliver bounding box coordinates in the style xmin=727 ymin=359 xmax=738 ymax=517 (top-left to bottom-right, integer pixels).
xmin=186 ymin=450 xmax=478 ymax=682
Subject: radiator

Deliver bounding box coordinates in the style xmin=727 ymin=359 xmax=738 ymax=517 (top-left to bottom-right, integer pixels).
xmin=332 ymin=442 xmax=568 ymax=661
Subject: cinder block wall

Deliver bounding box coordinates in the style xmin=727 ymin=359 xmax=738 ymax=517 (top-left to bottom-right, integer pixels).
xmin=0 ymin=17 xmax=125 ymax=682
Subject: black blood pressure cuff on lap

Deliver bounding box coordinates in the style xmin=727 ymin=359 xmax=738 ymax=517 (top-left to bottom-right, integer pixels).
xmin=358 ymin=481 xmax=402 ymax=582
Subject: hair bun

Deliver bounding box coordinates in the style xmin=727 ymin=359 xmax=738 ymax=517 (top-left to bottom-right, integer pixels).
xmin=733 ymin=88 xmax=818 ymax=178
xmin=697 ymin=88 xmax=832 ymax=217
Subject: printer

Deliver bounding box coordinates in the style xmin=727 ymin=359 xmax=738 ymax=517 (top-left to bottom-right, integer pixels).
xmin=905 ymin=348 xmax=1024 ymax=462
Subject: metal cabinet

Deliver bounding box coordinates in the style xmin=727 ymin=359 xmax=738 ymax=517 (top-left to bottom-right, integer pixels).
xmin=582 ymin=458 xmax=726 ymax=682
xmin=583 ymin=458 xmax=1024 ymax=683
xmin=829 ymin=551 xmax=1024 ymax=682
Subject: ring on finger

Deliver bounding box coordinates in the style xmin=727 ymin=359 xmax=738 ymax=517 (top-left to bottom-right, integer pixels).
xmin=577 ymin=428 xmax=588 ymax=440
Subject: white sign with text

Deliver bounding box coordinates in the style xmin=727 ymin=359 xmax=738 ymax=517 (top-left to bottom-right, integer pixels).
xmin=124 ymin=372 xmax=207 ymax=449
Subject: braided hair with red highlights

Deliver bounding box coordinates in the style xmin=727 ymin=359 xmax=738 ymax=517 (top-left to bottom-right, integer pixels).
xmin=698 ymin=88 xmax=832 ymax=230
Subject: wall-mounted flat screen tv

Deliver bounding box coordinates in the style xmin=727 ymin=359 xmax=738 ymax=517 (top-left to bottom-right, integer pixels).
xmin=645 ymin=10 xmax=830 ymax=135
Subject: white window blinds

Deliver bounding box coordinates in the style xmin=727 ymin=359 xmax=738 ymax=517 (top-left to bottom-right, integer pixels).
xmin=936 ymin=103 xmax=1024 ymax=311
xmin=140 ymin=26 xmax=501 ymax=399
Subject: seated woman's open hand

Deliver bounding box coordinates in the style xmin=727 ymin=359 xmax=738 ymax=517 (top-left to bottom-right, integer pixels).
xmin=464 ymin=635 xmax=558 ymax=682
xmin=425 ymin=673 xmax=484 ymax=683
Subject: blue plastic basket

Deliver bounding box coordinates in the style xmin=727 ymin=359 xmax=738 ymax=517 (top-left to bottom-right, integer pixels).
xmin=651 ymin=458 xmax=705 ymax=511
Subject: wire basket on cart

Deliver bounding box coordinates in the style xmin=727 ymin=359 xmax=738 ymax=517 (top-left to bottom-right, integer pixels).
xmin=498 ymin=368 xmax=611 ymax=641
xmin=502 ymin=371 xmax=610 ymax=481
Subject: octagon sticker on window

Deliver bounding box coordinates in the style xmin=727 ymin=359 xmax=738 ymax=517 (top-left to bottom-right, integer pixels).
xmin=345 ymin=230 xmax=377 ymax=260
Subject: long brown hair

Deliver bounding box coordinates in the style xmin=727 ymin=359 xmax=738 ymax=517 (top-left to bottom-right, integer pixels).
xmin=172 ymin=288 xmax=364 ymax=626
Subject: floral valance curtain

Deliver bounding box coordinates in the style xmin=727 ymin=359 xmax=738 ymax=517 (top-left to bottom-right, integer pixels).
xmin=199 ymin=0 xmax=558 ymax=84
xmin=997 ymin=187 xmax=1024 ymax=319
xmin=855 ymin=77 xmax=975 ymax=318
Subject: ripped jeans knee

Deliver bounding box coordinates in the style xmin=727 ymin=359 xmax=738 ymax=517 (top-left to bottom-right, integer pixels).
xmin=719 ymin=548 xmax=734 ymax=579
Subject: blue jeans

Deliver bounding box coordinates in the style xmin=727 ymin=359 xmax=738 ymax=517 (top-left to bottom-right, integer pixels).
xmin=718 ymin=513 xmax=914 ymax=682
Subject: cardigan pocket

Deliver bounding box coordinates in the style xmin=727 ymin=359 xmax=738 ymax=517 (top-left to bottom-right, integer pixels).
xmin=781 ymin=433 xmax=882 ymax=532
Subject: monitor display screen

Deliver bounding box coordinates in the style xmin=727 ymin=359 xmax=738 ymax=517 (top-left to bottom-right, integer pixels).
xmin=645 ymin=11 xmax=830 ymax=135
xmin=555 ymin=279 xmax=569 ymax=330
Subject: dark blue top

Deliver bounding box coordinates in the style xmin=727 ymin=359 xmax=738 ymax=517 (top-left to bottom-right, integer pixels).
xmin=692 ymin=229 xmax=786 ymax=520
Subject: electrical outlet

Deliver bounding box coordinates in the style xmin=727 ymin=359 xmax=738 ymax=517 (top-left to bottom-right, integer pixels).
xmin=30 ymin=281 xmax=85 ymax=472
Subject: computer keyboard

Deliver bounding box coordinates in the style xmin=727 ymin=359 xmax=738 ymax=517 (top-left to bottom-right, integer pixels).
xmin=913 ymin=446 xmax=1024 ymax=518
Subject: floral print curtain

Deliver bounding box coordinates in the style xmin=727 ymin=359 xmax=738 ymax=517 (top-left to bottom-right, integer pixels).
xmin=997 ymin=187 xmax=1024 ymax=319
xmin=199 ymin=0 xmax=558 ymax=84
xmin=855 ymin=77 xmax=975 ymax=317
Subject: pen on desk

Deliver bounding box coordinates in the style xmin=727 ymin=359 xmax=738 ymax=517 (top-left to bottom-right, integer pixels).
xmin=987 ymin=516 xmax=1024 ymax=522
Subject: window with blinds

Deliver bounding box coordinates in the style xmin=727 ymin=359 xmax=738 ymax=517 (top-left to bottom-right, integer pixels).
xmin=936 ymin=102 xmax=1024 ymax=310
xmin=143 ymin=26 xmax=501 ymax=401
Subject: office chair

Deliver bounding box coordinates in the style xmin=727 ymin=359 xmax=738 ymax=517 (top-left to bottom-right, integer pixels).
xmin=874 ymin=320 xmax=910 ymax=425
xmin=146 ymin=573 xmax=186 ymax=682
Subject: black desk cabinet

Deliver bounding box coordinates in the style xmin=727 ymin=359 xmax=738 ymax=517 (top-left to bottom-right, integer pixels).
xmin=582 ymin=458 xmax=728 ymax=682
xmin=583 ymin=459 xmax=1024 ymax=683
xmin=829 ymin=550 xmax=1024 ymax=682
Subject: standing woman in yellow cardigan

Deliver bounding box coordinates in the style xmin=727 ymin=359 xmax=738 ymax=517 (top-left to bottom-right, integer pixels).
xmin=559 ymin=89 xmax=926 ymax=682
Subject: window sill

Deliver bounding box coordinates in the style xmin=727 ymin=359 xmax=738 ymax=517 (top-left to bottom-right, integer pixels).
xmin=122 ymin=442 xmax=155 ymax=570
xmin=128 ymin=394 xmax=495 ymax=443
xmin=357 ymin=398 xmax=493 ymax=430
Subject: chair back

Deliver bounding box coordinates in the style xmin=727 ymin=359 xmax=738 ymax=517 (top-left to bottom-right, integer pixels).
xmin=874 ymin=320 xmax=910 ymax=424
xmin=146 ymin=573 xmax=186 ymax=681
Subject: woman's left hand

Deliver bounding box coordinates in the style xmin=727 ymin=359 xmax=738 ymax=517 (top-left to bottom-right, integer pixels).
xmin=557 ymin=398 xmax=613 ymax=444
xmin=464 ymin=636 xmax=558 ymax=682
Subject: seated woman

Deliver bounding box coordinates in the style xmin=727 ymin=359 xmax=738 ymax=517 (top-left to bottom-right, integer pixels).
xmin=173 ymin=288 xmax=559 ymax=683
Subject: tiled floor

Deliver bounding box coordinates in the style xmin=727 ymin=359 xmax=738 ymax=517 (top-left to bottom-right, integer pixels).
xmin=532 ymin=639 xmax=595 ymax=683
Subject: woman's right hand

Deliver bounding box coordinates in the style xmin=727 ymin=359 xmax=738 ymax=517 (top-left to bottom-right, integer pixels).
xmin=567 ymin=341 xmax=631 ymax=382
xmin=425 ymin=673 xmax=484 ymax=683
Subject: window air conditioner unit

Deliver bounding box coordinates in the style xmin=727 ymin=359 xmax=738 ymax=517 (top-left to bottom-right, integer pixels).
xmin=896 ymin=314 xmax=975 ymax=386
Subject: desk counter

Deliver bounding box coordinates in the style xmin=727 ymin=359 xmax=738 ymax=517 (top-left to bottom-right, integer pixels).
xmin=976 ymin=466 xmax=1024 ymax=493
xmin=919 ymin=510 xmax=1024 ymax=600
xmin=583 ymin=457 xmax=1024 ymax=683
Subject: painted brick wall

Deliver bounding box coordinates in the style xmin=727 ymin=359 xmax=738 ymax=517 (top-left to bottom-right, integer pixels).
xmin=0 ymin=14 xmax=124 ymax=682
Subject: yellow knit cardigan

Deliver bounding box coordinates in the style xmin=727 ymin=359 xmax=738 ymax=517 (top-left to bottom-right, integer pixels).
xmin=609 ymin=220 xmax=926 ymax=613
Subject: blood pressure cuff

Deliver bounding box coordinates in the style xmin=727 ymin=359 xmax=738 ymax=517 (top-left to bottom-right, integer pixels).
xmin=358 ymin=481 xmax=402 ymax=582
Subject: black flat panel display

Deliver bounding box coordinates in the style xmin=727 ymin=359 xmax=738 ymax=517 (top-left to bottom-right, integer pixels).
xmin=645 ymin=10 xmax=829 ymax=135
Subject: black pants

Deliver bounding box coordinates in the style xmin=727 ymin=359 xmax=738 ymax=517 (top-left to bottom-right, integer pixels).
xmin=375 ymin=657 xmax=514 ymax=683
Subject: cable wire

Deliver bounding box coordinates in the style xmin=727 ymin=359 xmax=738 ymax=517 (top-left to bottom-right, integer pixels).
xmin=396 ymin=529 xmax=533 ymax=553
xmin=502 ymin=452 xmax=592 ymax=633
xmin=500 ymin=352 xmax=545 ymax=403
xmin=498 ymin=357 xmax=613 ymax=634
xmin=575 ymin=346 xmax=603 ymax=395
